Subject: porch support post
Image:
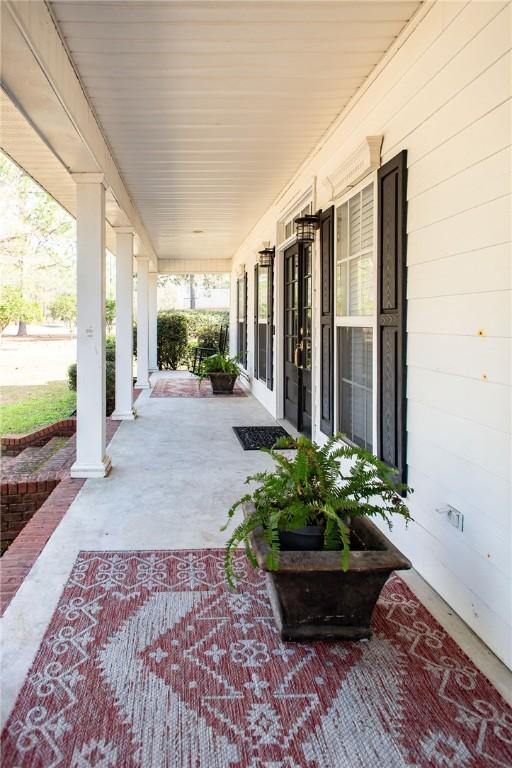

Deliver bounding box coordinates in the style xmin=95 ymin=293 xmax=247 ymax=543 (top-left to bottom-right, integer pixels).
xmin=112 ymin=228 xmax=136 ymax=420
xmin=135 ymin=255 xmax=151 ymax=388
xmin=70 ymin=173 xmax=111 ymax=478
xmin=148 ymin=272 xmax=158 ymax=372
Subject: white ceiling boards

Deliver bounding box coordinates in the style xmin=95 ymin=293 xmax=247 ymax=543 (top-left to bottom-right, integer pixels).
xmin=47 ymin=2 xmax=420 ymax=262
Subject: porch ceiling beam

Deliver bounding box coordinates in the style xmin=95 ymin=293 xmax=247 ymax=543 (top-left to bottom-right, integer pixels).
xmin=2 ymin=0 xmax=157 ymax=267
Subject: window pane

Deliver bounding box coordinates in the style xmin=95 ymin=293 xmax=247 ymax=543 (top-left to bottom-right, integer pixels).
xmin=258 ymin=269 xmax=268 ymax=321
xmin=336 ymin=184 xmax=374 ymax=317
xmin=336 ymin=202 xmax=348 ymax=315
xmin=338 ymin=327 xmax=373 ymax=451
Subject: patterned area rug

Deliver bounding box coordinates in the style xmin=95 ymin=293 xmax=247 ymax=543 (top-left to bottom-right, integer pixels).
xmin=2 ymin=551 xmax=511 ymax=768
xmin=151 ymin=378 xmax=247 ymax=398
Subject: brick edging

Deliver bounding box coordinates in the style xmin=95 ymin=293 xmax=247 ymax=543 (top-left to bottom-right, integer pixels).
xmin=0 ymin=418 xmax=122 ymax=615
xmin=1 ymin=419 xmax=76 ymax=456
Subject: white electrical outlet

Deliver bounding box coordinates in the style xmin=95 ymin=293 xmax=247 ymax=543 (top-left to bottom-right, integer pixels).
xmin=436 ymin=505 xmax=464 ymax=531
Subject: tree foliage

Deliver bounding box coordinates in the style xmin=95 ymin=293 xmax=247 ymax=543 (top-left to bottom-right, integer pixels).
xmin=0 ymin=153 xmax=76 ymax=315
xmin=0 ymin=286 xmax=42 ymax=333
xmin=105 ymin=298 xmax=116 ymax=333
xmin=49 ymin=294 xmax=77 ymax=329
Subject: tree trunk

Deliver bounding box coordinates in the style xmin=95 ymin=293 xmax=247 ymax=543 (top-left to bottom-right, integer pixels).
xmin=17 ymin=320 xmax=27 ymax=336
xmin=189 ymin=274 xmax=196 ymax=309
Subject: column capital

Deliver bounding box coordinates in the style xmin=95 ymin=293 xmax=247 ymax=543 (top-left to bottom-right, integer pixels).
xmin=71 ymin=172 xmax=106 ymax=187
xmin=136 ymin=254 xmax=150 ymax=262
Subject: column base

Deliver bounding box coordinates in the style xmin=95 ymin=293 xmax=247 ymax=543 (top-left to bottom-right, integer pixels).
xmin=70 ymin=455 xmax=112 ymax=479
xmin=111 ymin=409 xmax=137 ymax=421
xmin=135 ymin=380 xmax=150 ymax=389
xmin=149 ymin=367 xmax=159 ymax=373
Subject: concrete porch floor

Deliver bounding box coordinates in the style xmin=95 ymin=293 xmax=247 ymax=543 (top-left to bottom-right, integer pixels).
xmin=1 ymin=373 xmax=511 ymax=726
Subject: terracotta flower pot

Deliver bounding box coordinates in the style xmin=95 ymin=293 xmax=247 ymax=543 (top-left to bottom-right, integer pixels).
xmin=244 ymin=502 xmax=411 ymax=641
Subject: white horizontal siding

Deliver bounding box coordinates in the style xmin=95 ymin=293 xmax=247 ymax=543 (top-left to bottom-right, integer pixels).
xmin=407 ymin=400 xmax=510 ymax=481
xmin=407 ymin=244 xmax=510 ymax=299
xmin=407 ymin=334 xmax=510 ymax=386
xmin=407 ymin=431 xmax=511 ymax=530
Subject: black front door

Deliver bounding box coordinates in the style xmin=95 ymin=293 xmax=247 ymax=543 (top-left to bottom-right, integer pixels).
xmin=283 ymin=242 xmax=313 ymax=436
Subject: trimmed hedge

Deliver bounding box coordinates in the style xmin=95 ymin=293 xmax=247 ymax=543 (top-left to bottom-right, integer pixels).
xmin=157 ymin=312 xmax=188 ymax=370
xmin=133 ymin=310 xmax=228 ymax=370
xmin=178 ymin=310 xmax=229 ymax=340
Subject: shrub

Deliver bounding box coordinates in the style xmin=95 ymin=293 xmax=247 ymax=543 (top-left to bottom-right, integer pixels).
xmin=68 ymin=337 xmax=116 ymax=415
xmin=179 ymin=309 xmax=229 ymax=341
xmin=105 ymin=335 xmax=116 ymax=363
xmin=157 ymin=312 xmax=188 ymax=370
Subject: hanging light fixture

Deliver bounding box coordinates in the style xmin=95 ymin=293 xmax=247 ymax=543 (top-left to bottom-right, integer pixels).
xmin=257 ymin=244 xmax=275 ymax=267
xmin=294 ymin=210 xmax=322 ymax=243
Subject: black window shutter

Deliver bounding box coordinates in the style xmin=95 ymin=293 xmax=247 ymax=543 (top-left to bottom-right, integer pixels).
xmin=377 ymin=150 xmax=408 ymax=484
xmin=243 ymin=271 xmax=248 ymax=368
xmin=253 ymin=264 xmax=259 ymax=380
xmin=267 ymin=259 xmax=274 ymax=391
xmin=320 ymin=206 xmax=334 ymax=436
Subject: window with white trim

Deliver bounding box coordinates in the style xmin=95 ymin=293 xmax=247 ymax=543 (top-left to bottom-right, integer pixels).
xmin=335 ymin=180 xmax=376 ymax=452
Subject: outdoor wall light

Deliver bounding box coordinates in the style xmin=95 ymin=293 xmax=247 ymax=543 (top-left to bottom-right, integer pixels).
xmin=257 ymin=245 xmax=275 ymax=267
xmin=294 ymin=211 xmax=322 ymax=243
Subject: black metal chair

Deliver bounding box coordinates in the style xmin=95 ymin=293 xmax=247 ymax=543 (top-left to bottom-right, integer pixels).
xmin=190 ymin=325 xmax=229 ymax=375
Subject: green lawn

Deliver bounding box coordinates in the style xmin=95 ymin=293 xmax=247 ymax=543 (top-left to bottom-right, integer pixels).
xmin=0 ymin=380 xmax=76 ymax=435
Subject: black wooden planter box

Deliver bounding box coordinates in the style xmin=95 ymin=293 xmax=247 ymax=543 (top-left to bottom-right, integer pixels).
xmin=245 ymin=503 xmax=411 ymax=641
xmin=209 ymin=372 xmax=237 ymax=394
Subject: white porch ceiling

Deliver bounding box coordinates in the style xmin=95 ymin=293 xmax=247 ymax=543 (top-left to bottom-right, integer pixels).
xmin=49 ymin=1 xmax=421 ymax=262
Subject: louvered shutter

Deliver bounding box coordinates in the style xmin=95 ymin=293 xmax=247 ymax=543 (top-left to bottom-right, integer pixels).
xmin=377 ymin=150 xmax=408 ymax=484
xmin=320 ymin=206 xmax=334 ymax=435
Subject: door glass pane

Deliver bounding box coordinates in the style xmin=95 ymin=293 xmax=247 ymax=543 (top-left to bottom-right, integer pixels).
xmin=338 ymin=327 xmax=373 ymax=451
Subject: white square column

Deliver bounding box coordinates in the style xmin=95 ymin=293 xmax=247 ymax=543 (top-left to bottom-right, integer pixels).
xmin=135 ymin=256 xmax=151 ymax=389
xmin=148 ymin=272 xmax=158 ymax=372
xmin=112 ymin=228 xmax=136 ymax=420
xmin=70 ymin=173 xmax=111 ymax=478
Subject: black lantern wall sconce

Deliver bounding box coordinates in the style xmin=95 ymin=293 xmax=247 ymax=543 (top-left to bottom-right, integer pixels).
xmin=257 ymin=244 xmax=275 ymax=267
xmin=294 ymin=210 xmax=322 ymax=244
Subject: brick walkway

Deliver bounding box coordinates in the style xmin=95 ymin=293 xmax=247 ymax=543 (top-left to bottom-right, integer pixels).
xmin=0 ymin=417 xmax=124 ymax=615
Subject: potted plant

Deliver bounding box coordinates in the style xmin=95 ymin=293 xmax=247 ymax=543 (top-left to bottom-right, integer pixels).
xmin=222 ymin=434 xmax=413 ymax=641
xmin=200 ymin=352 xmax=246 ymax=394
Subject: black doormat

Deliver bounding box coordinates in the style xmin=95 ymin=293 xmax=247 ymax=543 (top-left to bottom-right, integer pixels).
xmin=232 ymin=426 xmax=293 ymax=451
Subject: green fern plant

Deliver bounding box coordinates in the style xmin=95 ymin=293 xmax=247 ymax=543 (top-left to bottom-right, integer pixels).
xmin=222 ymin=434 xmax=412 ymax=589
xmin=199 ymin=352 xmax=247 ymax=381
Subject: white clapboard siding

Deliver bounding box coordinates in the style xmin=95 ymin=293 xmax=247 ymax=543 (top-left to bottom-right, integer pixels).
xmin=406 ymin=432 xmax=511 ymax=529
xmin=407 ymin=244 xmax=510 ymax=299
xmin=407 ymin=150 xmax=510 ymax=232
xmin=407 ymin=367 xmax=509 ymax=434
xmin=407 ymin=102 xmax=511 ymax=198
xmin=404 ymin=471 xmax=509 ymax=603
xmin=407 ymin=195 xmax=511 ymax=266
xmin=407 ymin=290 xmax=510 ymax=337
xmin=229 ymin=1 xmax=511 ymax=666
xmin=407 ymin=334 xmax=511 ymax=386
xmin=407 ymin=401 xmax=510 ymax=480
xmin=382 ymin=4 xmax=511 ymax=155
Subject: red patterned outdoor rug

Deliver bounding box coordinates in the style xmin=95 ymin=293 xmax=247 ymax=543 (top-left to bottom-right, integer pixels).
xmin=151 ymin=378 xmax=247 ymax=398
xmin=2 ymin=551 xmax=511 ymax=768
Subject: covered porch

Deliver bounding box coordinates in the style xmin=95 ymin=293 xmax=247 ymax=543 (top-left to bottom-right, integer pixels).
xmin=1 ymin=0 xmax=511 ymax=764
